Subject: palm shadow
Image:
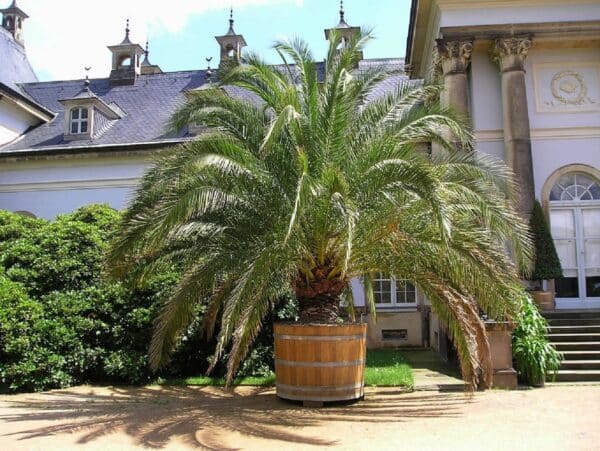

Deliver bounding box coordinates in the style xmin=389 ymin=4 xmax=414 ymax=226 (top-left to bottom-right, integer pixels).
xmin=0 ymin=385 xmax=472 ymax=449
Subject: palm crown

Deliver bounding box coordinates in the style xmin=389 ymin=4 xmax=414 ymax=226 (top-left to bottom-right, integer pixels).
xmin=107 ymin=31 xmax=531 ymax=389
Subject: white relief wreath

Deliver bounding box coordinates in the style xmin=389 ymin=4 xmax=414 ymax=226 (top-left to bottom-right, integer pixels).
xmin=550 ymin=71 xmax=588 ymax=105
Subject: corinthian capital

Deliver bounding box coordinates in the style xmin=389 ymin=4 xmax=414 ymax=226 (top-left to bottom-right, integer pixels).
xmin=491 ymin=36 xmax=533 ymax=72
xmin=436 ymin=39 xmax=474 ymax=75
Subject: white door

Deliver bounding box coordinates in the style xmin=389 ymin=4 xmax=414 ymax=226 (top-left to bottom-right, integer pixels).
xmin=549 ymin=173 xmax=600 ymax=309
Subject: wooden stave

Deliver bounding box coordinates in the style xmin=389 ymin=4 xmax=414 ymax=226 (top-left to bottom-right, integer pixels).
xmin=274 ymin=323 xmax=367 ymax=402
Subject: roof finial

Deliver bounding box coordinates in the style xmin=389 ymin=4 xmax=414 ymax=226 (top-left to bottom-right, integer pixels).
xmin=228 ymin=7 xmax=235 ymax=34
xmin=142 ymin=39 xmax=150 ymax=64
xmin=206 ymin=56 xmax=213 ymax=83
xmin=339 ymin=0 xmax=345 ymax=23
xmin=125 ymin=18 xmax=130 ymax=39
xmin=84 ymin=66 xmax=91 ymax=91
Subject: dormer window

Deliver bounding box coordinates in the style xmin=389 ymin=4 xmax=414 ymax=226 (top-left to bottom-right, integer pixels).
xmin=70 ymin=107 xmax=89 ymax=134
xmin=59 ymin=87 xmax=123 ymax=141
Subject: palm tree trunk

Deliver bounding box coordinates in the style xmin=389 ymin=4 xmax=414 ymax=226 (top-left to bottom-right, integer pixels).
xmin=298 ymin=293 xmax=341 ymax=323
xmin=294 ymin=267 xmax=346 ymax=323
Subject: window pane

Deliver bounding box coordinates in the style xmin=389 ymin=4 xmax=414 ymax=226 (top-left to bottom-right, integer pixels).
xmin=396 ymin=280 xmax=416 ymax=304
xmin=556 ymin=277 xmax=579 ymax=298
xmin=586 ymin=276 xmax=600 ymax=298
xmin=377 ymin=291 xmax=391 ymax=304
xmin=71 ymin=122 xmax=78 ymax=133
xmin=80 ymin=121 xmax=88 ymax=133
xmin=81 ymin=108 xmax=88 ymax=119
xmin=374 ymin=275 xmax=391 ymax=304
xmin=71 ymin=108 xmax=79 ymax=120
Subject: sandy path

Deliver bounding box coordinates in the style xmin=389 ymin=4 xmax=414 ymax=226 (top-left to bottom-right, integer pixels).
xmin=0 ymin=385 xmax=598 ymax=450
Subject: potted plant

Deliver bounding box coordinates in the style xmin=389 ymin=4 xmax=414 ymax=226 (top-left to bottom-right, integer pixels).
xmin=528 ymin=200 xmax=563 ymax=310
xmin=512 ymin=290 xmax=562 ymax=387
xmin=107 ymin=30 xmax=531 ymax=401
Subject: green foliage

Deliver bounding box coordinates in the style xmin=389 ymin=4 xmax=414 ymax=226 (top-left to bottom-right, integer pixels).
xmin=0 ymin=206 xmax=293 ymax=392
xmin=529 ymin=200 xmax=563 ymax=283
xmin=1 ymin=204 xmax=121 ymax=297
xmin=0 ymin=206 xmax=180 ymax=392
xmin=512 ymin=290 xmax=562 ymax=386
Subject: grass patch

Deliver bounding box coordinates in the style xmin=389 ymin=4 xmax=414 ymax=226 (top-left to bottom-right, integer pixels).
xmin=364 ymin=348 xmax=414 ymax=388
xmin=159 ymin=348 xmax=413 ymax=388
xmin=159 ymin=374 xmax=276 ymax=387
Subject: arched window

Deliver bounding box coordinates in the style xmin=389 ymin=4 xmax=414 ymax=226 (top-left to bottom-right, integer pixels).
xmin=118 ymin=55 xmax=132 ymax=67
xmin=70 ymin=107 xmax=89 ymax=134
xmin=549 ymin=173 xmax=600 ymax=202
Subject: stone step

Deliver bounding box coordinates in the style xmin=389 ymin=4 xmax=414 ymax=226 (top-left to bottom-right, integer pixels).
xmin=561 ymin=350 xmax=600 ymax=360
xmin=561 ymin=360 xmax=600 ymax=370
xmin=552 ymin=341 xmax=600 ymax=351
xmin=547 ymin=333 xmax=600 ymax=342
xmin=546 ymin=318 xmax=600 ymax=326
xmin=543 ymin=311 xmax=600 ymax=320
xmin=548 ymin=325 xmax=600 ymax=334
xmin=553 ymin=370 xmax=600 ymax=382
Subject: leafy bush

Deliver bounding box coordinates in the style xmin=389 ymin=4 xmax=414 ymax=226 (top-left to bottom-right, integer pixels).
xmin=512 ymin=290 xmax=562 ymax=386
xmin=0 ymin=205 xmax=292 ymax=392
xmin=529 ymin=200 xmax=562 ymax=285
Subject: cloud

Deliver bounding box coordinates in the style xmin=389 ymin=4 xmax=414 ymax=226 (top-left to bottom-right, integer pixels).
xmin=19 ymin=0 xmax=303 ymax=81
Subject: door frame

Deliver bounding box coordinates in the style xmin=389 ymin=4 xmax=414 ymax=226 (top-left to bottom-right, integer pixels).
xmin=551 ymin=201 xmax=600 ymax=309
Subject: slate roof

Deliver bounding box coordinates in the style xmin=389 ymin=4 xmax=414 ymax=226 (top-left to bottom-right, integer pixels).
xmin=0 ymin=57 xmax=405 ymax=156
xmin=0 ymin=25 xmax=37 ymax=93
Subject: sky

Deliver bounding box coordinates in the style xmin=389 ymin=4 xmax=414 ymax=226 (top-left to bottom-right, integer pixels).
xmin=15 ymin=0 xmax=413 ymax=82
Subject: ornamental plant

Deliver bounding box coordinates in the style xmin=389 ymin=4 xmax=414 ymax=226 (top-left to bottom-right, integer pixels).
xmin=107 ymin=31 xmax=532 ymax=389
xmin=529 ymin=200 xmax=563 ymax=289
xmin=512 ymin=290 xmax=562 ymax=385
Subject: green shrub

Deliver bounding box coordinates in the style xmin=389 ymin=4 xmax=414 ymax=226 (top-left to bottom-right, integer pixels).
xmin=529 ymin=200 xmax=562 ymax=285
xmin=512 ymin=290 xmax=562 ymax=386
xmin=0 ymin=205 xmax=287 ymax=392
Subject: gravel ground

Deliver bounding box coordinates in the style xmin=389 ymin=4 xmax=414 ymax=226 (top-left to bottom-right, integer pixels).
xmin=0 ymin=384 xmax=598 ymax=450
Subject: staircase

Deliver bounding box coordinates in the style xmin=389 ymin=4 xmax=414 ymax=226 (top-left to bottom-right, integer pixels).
xmin=543 ymin=311 xmax=600 ymax=382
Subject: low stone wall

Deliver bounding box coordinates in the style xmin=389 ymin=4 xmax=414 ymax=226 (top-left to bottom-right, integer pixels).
xmin=364 ymin=310 xmax=424 ymax=348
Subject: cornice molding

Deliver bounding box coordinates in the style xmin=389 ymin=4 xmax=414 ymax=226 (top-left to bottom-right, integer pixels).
xmin=0 ymin=176 xmax=141 ymax=193
xmin=475 ymin=126 xmax=600 ymax=142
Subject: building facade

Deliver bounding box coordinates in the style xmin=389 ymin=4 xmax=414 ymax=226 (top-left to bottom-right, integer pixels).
xmin=408 ymin=0 xmax=600 ymax=311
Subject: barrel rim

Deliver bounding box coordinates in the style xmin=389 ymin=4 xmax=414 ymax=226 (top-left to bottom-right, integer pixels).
xmin=274 ymin=322 xmax=367 ymax=328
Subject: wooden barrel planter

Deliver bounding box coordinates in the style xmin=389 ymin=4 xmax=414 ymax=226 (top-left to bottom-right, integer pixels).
xmin=274 ymin=323 xmax=367 ymax=405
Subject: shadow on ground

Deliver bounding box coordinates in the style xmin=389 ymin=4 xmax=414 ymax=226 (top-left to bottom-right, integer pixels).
xmin=0 ymin=386 xmax=471 ymax=449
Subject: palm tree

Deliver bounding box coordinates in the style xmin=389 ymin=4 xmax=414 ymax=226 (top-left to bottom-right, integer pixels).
xmin=107 ymin=31 xmax=531 ymax=390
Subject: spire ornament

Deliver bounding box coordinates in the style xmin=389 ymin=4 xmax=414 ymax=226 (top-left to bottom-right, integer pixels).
xmin=84 ymin=66 xmax=91 ymax=91
xmin=227 ymin=7 xmax=235 ymax=35
xmin=120 ymin=17 xmax=132 ymax=44
xmin=206 ymin=56 xmax=214 ymax=83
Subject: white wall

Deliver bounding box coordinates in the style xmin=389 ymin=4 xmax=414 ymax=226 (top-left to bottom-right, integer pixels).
xmin=0 ymin=154 xmax=152 ymax=218
xmin=0 ymin=98 xmax=40 ymax=145
xmin=469 ymin=45 xmax=600 ymax=199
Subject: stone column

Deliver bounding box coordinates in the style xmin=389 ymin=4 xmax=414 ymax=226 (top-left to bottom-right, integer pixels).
xmin=436 ymin=39 xmax=474 ymax=118
xmin=491 ymin=36 xmax=535 ymax=217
